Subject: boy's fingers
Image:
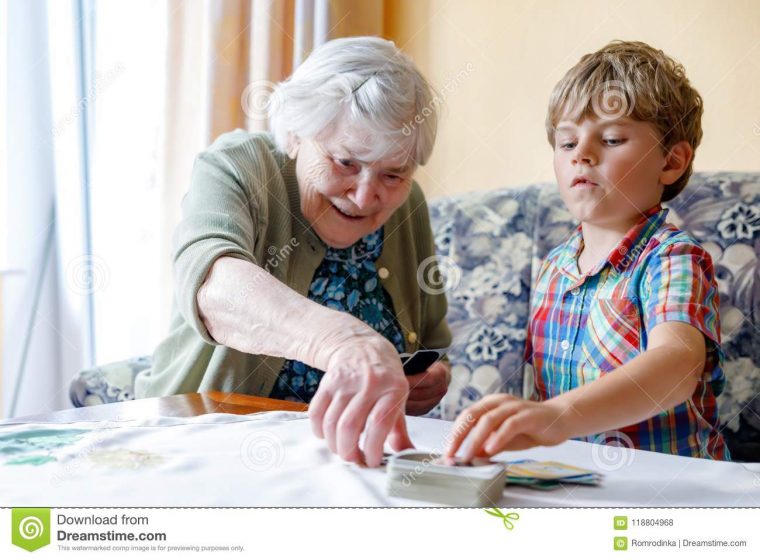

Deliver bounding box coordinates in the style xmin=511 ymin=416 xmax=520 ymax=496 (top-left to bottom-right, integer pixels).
xmin=485 ymin=410 xmax=532 ymax=454
xmin=445 ymin=396 xmax=513 ymax=457
xmin=460 ymin=406 xmax=517 ymax=461
xmin=487 ymin=432 xmax=537 ymax=452
xmin=445 ymin=407 xmax=482 ymax=457
xmin=445 ymin=398 xmax=511 ymax=456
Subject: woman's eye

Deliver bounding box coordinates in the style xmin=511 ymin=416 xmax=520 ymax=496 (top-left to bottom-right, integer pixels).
xmin=335 ymin=158 xmax=356 ymax=169
xmin=384 ymin=174 xmax=403 ymax=183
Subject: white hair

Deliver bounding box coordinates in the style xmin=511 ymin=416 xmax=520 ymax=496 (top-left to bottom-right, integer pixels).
xmin=268 ymin=36 xmax=438 ymax=166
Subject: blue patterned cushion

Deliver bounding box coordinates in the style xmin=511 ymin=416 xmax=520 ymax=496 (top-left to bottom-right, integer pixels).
xmin=426 ymin=186 xmax=542 ymax=419
xmin=69 ymin=356 xmax=150 ymax=407
xmin=666 ymin=173 xmax=760 ymax=461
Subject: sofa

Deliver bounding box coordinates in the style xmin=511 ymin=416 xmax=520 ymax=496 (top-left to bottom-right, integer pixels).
xmin=70 ymin=172 xmax=760 ymax=461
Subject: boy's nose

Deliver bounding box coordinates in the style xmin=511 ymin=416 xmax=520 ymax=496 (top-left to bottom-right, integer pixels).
xmin=573 ymin=148 xmax=597 ymax=166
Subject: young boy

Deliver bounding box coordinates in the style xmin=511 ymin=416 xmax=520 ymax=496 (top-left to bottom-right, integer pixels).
xmin=446 ymin=41 xmax=729 ymax=461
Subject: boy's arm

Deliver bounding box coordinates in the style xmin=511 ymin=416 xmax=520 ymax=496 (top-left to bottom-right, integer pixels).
xmin=445 ymin=324 xmax=705 ymax=459
xmin=446 ymin=240 xmax=719 ymax=460
xmin=546 ymin=321 xmax=705 ymax=438
xmin=445 ymin=323 xmax=705 ymax=460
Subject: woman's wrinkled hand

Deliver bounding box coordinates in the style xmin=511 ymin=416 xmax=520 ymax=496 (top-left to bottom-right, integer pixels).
xmin=309 ymin=332 xmax=414 ymax=467
xmin=405 ymin=360 xmax=450 ymax=416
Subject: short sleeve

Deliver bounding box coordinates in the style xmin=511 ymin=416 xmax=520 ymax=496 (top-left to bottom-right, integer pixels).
xmin=642 ymin=240 xmax=725 ymax=389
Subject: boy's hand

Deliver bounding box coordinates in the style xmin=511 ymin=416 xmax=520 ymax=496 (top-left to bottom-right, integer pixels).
xmin=445 ymin=394 xmax=569 ymax=461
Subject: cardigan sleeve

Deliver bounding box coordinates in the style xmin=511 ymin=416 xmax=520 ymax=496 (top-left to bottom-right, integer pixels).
xmin=172 ymin=145 xmax=263 ymax=345
xmin=409 ymin=184 xmax=453 ymax=353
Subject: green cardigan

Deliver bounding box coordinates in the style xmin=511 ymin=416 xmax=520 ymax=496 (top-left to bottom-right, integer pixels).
xmin=135 ymin=131 xmax=451 ymax=398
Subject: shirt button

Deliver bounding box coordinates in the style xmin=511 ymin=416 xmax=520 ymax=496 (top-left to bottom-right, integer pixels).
xmin=560 ymin=340 xmax=570 ymax=351
xmin=407 ymin=331 xmax=418 ymax=344
xmin=378 ymin=267 xmax=390 ymax=280
xmin=571 ymin=287 xmax=580 ymax=296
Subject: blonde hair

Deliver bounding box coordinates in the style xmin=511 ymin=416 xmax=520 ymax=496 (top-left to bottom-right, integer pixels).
xmin=546 ymin=40 xmax=703 ymax=201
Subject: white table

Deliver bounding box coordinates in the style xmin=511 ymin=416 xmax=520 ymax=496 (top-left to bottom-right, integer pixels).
xmin=1 ymin=412 xmax=758 ymax=506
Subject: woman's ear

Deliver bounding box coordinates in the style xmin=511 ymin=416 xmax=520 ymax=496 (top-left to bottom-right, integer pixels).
xmin=660 ymin=141 xmax=693 ymax=186
xmin=286 ymin=133 xmax=300 ymax=159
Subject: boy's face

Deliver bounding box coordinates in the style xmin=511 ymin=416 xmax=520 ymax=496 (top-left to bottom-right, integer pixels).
xmin=553 ymin=115 xmax=668 ymax=229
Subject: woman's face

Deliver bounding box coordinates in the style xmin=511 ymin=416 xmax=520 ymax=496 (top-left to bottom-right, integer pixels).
xmin=294 ymin=123 xmax=416 ymax=249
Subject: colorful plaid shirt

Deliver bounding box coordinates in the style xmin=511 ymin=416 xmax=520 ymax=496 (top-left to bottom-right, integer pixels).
xmin=526 ymin=205 xmax=729 ymax=460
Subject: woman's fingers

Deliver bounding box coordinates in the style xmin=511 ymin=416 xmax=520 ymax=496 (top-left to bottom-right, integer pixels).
xmin=308 ymin=388 xmax=332 ymax=439
xmin=406 ymin=370 xmax=438 ymax=389
xmin=387 ymin=412 xmax=414 ymax=453
xmin=407 ymin=382 xmax=447 ymax=402
xmin=335 ymin=392 xmax=375 ymax=464
xmin=321 ymin=392 xmax=353 ymax=454
xmin=405 ymin=367 xmax=448 ymax=415
xmin=362 ymin=393 xmax=405 ymax=467
xmin=406 ymin=395 xmax=445 ymax=416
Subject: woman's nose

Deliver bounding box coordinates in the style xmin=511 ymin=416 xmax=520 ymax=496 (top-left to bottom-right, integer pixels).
xmin=351 ymin=173 xmax=381 ymax=209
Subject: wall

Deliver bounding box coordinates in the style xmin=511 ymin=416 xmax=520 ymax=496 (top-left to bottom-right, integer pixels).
xmin=385 ymin=0 xmax=760 ymax=198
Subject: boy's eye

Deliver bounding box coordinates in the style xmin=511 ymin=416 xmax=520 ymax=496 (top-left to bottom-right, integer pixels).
xmin=559 ymin=141 xmax=576 ymax=150
xmin=604 ymin=138 xmax=625 ymax=146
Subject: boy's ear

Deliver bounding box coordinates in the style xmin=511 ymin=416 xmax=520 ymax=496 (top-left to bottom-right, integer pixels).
xmin=660 ymin=141 xmax=693 ymax=186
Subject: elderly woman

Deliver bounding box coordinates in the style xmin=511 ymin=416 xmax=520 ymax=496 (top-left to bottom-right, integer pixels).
xmin=135 ymin=37 xmax=451 ymax=467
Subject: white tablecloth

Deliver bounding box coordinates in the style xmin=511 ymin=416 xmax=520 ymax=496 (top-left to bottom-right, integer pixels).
xmin=1 ymin=412 xmax=758 ymax=506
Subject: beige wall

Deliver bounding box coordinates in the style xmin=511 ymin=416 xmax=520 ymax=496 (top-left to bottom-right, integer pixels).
xmin=386 ymin=0 xmax=760 ymax=199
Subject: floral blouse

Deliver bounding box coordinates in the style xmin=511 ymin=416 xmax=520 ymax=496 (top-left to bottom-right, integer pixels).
xmin=269 ymin=228 xmax=406 ymax=402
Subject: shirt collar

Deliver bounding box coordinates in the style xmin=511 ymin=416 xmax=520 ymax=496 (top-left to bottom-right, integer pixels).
xmin=557 ymin=204 xmax=669 ymax=279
